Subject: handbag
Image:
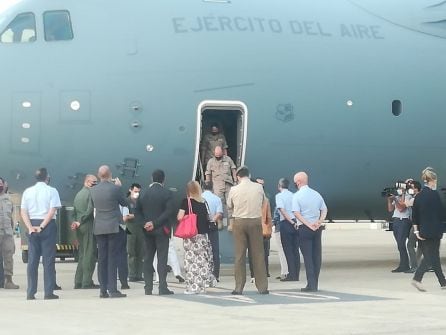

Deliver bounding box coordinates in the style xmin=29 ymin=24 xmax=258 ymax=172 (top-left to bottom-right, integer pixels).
xmin=262 ymin=199 xmax=273 ymax=238
xmin=204 ymin=200 xmax=218 ymax=231
xmin=174 ymin=197 xmax=198 ymax=239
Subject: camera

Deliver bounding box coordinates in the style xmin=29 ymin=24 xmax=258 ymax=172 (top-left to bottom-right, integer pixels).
xmin=381 ymin=181 xmax=408 ymax=197
xmin=381 ymin=187 xmax=398 ymax=197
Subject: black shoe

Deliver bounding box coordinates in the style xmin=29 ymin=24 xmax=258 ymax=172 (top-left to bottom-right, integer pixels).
xmin=404 ymin=268 xmax=417 ymax=274
xmin=109 ymin=291 xmax=127 ymax=298
xmin=54 ymin=284 xmax=62 ymax=290
xmin=74 ymin=283 xmax=82 ymax=289
xmin=391 ymin=267 xmax=409 ymax=273
xmin=83 ymin=284 xmax=100 ymax=289
xmin=280 ymin=276 xmax=298 ymax=282
xmin=301 ymin=287 xmax=317 ymax=292
xmin=121 ymin=283 xmax=130 ymax=290
xmin=27 ymin=295 xmax=36 ymax=300
xmin=44 ymin=294 xmax=59 ymax=300
xmin=259 ymin=290 xmax=269 ymax=295
xmin=159 ymin=288 xmax=174 ymax=295
xmin=99 ymin=292 xmax=109 ymax=298
xmin=231 ymin=290 xmax=242 ymax=295
xmin=176 ymin=275 xmax=185 ymax=283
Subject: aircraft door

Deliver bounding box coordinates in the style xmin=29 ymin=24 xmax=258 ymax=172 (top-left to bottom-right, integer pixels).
xmin=193 ymin=100 xmax=248 ymax=183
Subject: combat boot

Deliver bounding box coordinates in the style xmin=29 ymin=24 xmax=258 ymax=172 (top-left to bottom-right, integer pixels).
xmin=4 ymin=275 xmax=19 ymax=289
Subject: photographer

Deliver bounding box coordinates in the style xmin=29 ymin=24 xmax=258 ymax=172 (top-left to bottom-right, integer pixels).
xmin=387 ymin=182 xmax=412 ymax=273
xmin=405 ymin=180 xmax=422 ymax=273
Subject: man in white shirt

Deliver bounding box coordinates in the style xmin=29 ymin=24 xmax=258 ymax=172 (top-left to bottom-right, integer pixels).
xmin=292 ymin=172 xmax=327 ymax=292
xmin=275 ymin=178 xmax=298 ymax=281
xmin=21 ymin=168 xmax=61 ymax=300
xmin=202 ymin=181 xmax=223 ymax=281
xmin=387 ymin=182 xmax=412 ymax=273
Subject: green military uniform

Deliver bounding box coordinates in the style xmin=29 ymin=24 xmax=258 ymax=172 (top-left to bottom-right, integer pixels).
xmin=126 ymin=198 xmax=144 ymax=281
xmin=73 ymin=187 xmax=96 ymax=288
xmin=0 ymin=193 xmax=18 ymax=288
xmin=200 ymin=133 xmax=228 ymax=168
xmin=205 ymin=155 xmax=236 ymax=219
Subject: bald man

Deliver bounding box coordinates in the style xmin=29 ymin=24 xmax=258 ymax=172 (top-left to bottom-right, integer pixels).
xmin=90 ymin=166 xmax=128 ymax=298
xmin=71 ymin=174 xmax=99 ymax=289
xmin=205 ymin=146 xmax=237 ymax=227
xmin=292 ymin=172 xmax=327 ymax=292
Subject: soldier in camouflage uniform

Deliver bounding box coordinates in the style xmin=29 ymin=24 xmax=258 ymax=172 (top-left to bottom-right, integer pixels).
xmin=200 ymin=123 xmax=228 ymax=169
xmin=205 ymin=146 xmax=237 ymax=227
xmin=0 ymin=177 xmax=19 ymax=289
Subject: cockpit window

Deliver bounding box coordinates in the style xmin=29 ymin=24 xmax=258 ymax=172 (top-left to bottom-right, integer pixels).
xmin=44 ymin=10 xmax=73 ymax=41
xmin=0 ymin=12 xmax=36 ymax=43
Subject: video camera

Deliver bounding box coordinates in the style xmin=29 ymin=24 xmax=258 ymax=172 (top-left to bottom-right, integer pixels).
xmin=381 ymin=181 xmax=410 ymax=197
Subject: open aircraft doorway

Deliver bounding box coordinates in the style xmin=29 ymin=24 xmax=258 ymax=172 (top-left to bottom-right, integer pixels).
xmin=193 ymin=100 xmax=248 ymax=183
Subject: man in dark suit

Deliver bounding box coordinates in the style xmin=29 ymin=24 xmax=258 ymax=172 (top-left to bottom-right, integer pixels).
xmin=411 ymin=167 xmax=446 ymax=291
xmin=90 ymin=165 xmax=128 ymax=298
xmin=135 ymin=169 xmax=175 ymax=295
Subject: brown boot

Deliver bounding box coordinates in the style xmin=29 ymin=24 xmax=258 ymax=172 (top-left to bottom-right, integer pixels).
xmin=4 ymin=275 xmax=19 ymax=289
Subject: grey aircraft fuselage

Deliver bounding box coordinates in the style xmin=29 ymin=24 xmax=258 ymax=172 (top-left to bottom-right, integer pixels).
xmin=1 ymin=0 xmax=446 ymax=220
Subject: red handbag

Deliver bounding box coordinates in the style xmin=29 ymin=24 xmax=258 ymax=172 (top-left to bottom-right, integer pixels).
xmin=174 ymin=197 xmax=198 ymax=239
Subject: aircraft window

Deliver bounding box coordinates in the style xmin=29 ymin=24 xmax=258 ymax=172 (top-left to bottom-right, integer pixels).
xmin=0 ymin=12 xmax=36 ymax=43
xmin=392 ymin=100 xmax=402 ymax=116
xmin=43 ymin=10 xmax=73 ymax=41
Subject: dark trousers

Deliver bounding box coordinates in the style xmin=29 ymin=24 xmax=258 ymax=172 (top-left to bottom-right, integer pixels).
xmin=280 ymin=220 xmax=300 ymax=280
xmin=27 ymin=219 xmax=57 ymax=297
xmin=0 ymin=255 xmax=4 ymax=287
xmin=117 ymin=228 xmax=128 ymax=285
xmin=249 ymin=238 xmax=270 ymax=278
xmin=413 ymin=238 xmax=446 ymax=286
xmin=208 ymin=230 xmax=220 ymax=279
xmin=407 ymin=226 xmax=422 ymax=269
xmin=74 ymin=223 xmax=97 ymax=287
xmin=392 ymin=218 xmax=411 ymax=269
xmin=126 ymin=221 xmax=144 ymax=280
xmin=96 ymin=233 xmax=120 ymax=294
xmin=143 ymin=232 xmax=169 ymax=292
xmin=299 ymin=225 xmax=322 ymax=290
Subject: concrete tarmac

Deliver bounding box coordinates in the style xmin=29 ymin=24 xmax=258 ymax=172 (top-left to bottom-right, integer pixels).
xmin=2 ymin=228 xmax=446 ymax=335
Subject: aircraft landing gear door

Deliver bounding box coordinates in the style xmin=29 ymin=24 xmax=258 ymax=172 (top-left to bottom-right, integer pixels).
xmin=193 ymin=100 xmax=248 ymax=183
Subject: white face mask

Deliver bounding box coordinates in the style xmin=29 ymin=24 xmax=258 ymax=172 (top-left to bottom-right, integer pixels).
xmin=132 ymin=192 xmax=140 ymax=199
xmin=397 ymin=189 xmax=403 ymax=196
xmin=408 ymin=189 xmax=415 ymax=195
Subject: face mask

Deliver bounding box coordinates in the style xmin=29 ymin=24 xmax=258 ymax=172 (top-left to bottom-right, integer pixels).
xmin=408 ymin=189 xmax=414 ymax=195
xmin=397 ymin=189 xmax=403 ymax=195
xmin=132 ymin=192 xmax=140 ymax=199
xmin=0 ymin=186 xmax=4 ymax=193
xmin=215 ymin=156 xmax=222 ymax=161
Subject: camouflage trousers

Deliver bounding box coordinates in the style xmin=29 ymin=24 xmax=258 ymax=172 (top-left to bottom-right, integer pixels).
xmin=0 ymin=233 xmax=15 ymax=276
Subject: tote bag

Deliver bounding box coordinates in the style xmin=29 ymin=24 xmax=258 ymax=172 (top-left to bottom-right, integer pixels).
xmin=174 ymin=197 xmax=198 ymax=239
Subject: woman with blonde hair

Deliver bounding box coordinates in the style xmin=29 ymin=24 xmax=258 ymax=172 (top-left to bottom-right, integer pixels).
xmin=177 ymin=181 xmax=215 ymax=294
xmin=411 ymin=167 xmax=446 ymax=291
